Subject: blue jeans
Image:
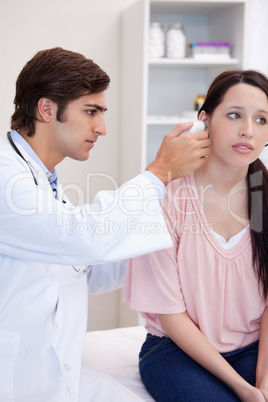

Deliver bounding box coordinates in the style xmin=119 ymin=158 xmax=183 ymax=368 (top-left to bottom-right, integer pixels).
xmin=139 ymin=334 xmax=259 ymax=402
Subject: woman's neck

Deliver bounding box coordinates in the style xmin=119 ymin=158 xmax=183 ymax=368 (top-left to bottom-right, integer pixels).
xmin=194 ymin=158 xmax=248 ymax=194
xmin=193 ymin=159 xmax=249 ymax=241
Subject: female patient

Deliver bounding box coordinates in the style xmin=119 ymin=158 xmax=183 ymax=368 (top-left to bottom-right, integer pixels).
xmin=124 ymin=70 xmax=268 ymax=401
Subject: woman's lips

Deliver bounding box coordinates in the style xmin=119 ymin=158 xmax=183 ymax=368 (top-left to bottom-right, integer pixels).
xmin=232 ymin=142 xmax=254 ymax=154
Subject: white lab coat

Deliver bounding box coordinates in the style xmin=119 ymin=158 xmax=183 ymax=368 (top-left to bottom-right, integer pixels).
xmin=0 ymin=134 xmax=172 ymax=402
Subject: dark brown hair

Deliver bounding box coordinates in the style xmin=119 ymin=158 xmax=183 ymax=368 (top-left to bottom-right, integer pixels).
xmin=199 ymin=69 xmax=268 ymax=299
xmin=11 ymin=47 xmax=110 ymax=136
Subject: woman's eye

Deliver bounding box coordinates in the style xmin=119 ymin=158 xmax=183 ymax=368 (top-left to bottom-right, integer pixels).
xmin=256 ymin=117 xmax=266 ymax=125
xmin=228 ymin=112 xmax=240 ymax=119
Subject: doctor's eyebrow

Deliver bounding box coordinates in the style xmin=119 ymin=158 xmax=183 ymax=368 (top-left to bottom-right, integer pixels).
xmin=84 ymin=103 xmax=107 ymax=112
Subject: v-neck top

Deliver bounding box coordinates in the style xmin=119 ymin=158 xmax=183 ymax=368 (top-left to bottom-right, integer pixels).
xmin=212 ymin=226 xmax=248 ymax=250
xmin=124 ymin=173 xmax=267 ymax=352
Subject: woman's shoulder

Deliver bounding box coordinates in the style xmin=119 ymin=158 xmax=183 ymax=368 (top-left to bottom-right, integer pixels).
xmin=162 ymin=173 xmax=197 ymax=222
xmin=164 ymin=173 xmax=196 ymax=205
xmin=166 ymin=173 xmax=194 ymax=194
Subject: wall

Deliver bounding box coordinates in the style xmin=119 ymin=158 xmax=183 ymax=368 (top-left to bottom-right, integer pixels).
xmin=1 ymin=0 xmax=268 ymax=331
xmin=0 ymin=0 xmax=137 ymax=186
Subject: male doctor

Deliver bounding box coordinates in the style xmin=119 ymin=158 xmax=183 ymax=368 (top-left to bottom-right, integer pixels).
xmin=0 ymin=47 xmax=210 ymax=402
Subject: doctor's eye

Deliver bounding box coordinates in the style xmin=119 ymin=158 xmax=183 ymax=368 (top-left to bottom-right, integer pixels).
xmin=256 ymin=117 xmax=266 ymax=125
xmin=86 ymin=110 xmax=97 ymax=116
xmin=228 ymin=112 xmax=240 ymax=120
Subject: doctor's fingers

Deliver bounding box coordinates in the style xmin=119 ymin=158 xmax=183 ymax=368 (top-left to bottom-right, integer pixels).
xmin=199 ymin=137 xmax=211 ymax=151
xmin=196 ymin=137 xmax=211 ymax=158
xmin=182 ymin=134 xmax=211 ymax=153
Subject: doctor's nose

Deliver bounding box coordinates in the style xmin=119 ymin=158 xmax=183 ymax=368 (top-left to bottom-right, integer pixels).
xmin=94 ymin=115 xmax=107 ymax=137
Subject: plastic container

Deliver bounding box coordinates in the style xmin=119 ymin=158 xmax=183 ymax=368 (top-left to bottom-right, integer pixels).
xmin=189 ymin=42 xmax=231 ymax=59
xmin=148 ymin=22 xmax=165 ymax=58
xmin=166 ymin=23 xmax=186 ymax=58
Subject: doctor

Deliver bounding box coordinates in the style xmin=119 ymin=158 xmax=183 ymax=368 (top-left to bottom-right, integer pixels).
xmin=0 ymin=47 xmax=211 ymax=402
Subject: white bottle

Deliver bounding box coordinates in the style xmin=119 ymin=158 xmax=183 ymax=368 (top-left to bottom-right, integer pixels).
xmin=166 ymin=23 xmax=186 ymax=58
xmin=148 ymin=22 xmax=165 ymax=58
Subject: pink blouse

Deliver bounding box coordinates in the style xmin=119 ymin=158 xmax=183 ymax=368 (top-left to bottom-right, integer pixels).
xmin=124 ymin=173 xmax=267 ymax=353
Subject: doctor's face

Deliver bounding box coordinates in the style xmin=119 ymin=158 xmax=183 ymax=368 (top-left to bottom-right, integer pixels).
xmin=51 ymin=92 xmax=107 ymax=162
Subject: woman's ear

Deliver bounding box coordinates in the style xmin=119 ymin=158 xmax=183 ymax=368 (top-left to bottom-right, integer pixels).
xmin=36 ymin=98 xmax=54 ymax=122
xmin=199 ymin=110 xmax=208 ymax=126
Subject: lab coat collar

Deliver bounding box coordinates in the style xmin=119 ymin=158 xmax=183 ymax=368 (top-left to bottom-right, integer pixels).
xmin=9 ymin=130 xmax=58 ymax=185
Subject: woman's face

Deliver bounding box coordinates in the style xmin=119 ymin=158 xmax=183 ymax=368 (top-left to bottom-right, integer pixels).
xmin=201 ymin=83 xmax=268 ymax=169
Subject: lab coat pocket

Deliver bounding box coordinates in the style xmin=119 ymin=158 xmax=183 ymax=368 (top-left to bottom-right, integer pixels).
xmin=0 ymin=329 xmax=21 ymax=400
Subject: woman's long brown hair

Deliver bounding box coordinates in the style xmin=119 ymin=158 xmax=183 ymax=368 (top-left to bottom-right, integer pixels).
xmin=198 ymin=69 xmax=268 ymax=299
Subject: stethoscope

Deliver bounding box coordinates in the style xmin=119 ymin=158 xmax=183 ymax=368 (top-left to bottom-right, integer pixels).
xmin=7 ymin=131 xmax=38 ymax=185
xmin=7 ymin=132 xmax=89 ymax=273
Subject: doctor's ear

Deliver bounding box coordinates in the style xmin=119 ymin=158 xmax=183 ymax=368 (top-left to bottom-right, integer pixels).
xmin=37 ymin=98 xmax=55 ymax=122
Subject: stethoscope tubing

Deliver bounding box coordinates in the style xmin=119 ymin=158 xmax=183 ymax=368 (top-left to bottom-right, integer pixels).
xmin=7 ymin=131 xmax=38 ymax=185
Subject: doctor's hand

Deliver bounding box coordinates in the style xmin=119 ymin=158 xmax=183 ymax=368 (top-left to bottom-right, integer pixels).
xmin=146 ymin=121 xmax=211 ymax=186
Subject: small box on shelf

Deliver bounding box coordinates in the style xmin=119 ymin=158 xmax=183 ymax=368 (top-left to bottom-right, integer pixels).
xmin=189 ymin=41 xmax=231 ymax=60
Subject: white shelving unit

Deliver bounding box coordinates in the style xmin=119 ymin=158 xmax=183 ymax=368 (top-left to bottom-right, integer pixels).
xmin=120 ymin=0 xmax=248 ymax=183
xmin=149 ymin=58 xmax=240 ymax=66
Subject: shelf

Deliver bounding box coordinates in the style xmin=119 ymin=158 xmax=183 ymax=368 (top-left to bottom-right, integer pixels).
xmin=149 ymin=57 xmax=240 ymax=66
xmin=147 ymin=116 xmax=195 ymax=125
xmin=150 ymin=1 xmax=246 ymax=15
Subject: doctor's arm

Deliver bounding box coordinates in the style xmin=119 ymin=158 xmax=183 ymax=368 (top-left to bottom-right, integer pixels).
xmin=256 ymin=306 xmax=268 ymax=400
xmin=1 ymin=120 xmax=210 ymax=267
xmin=159 ymin=312 xmax=265 ymax=402
xmin=0 ymin=163 xmax=172 ymax=266
xmin=87 ymin=260 xmax=127 ymax=294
